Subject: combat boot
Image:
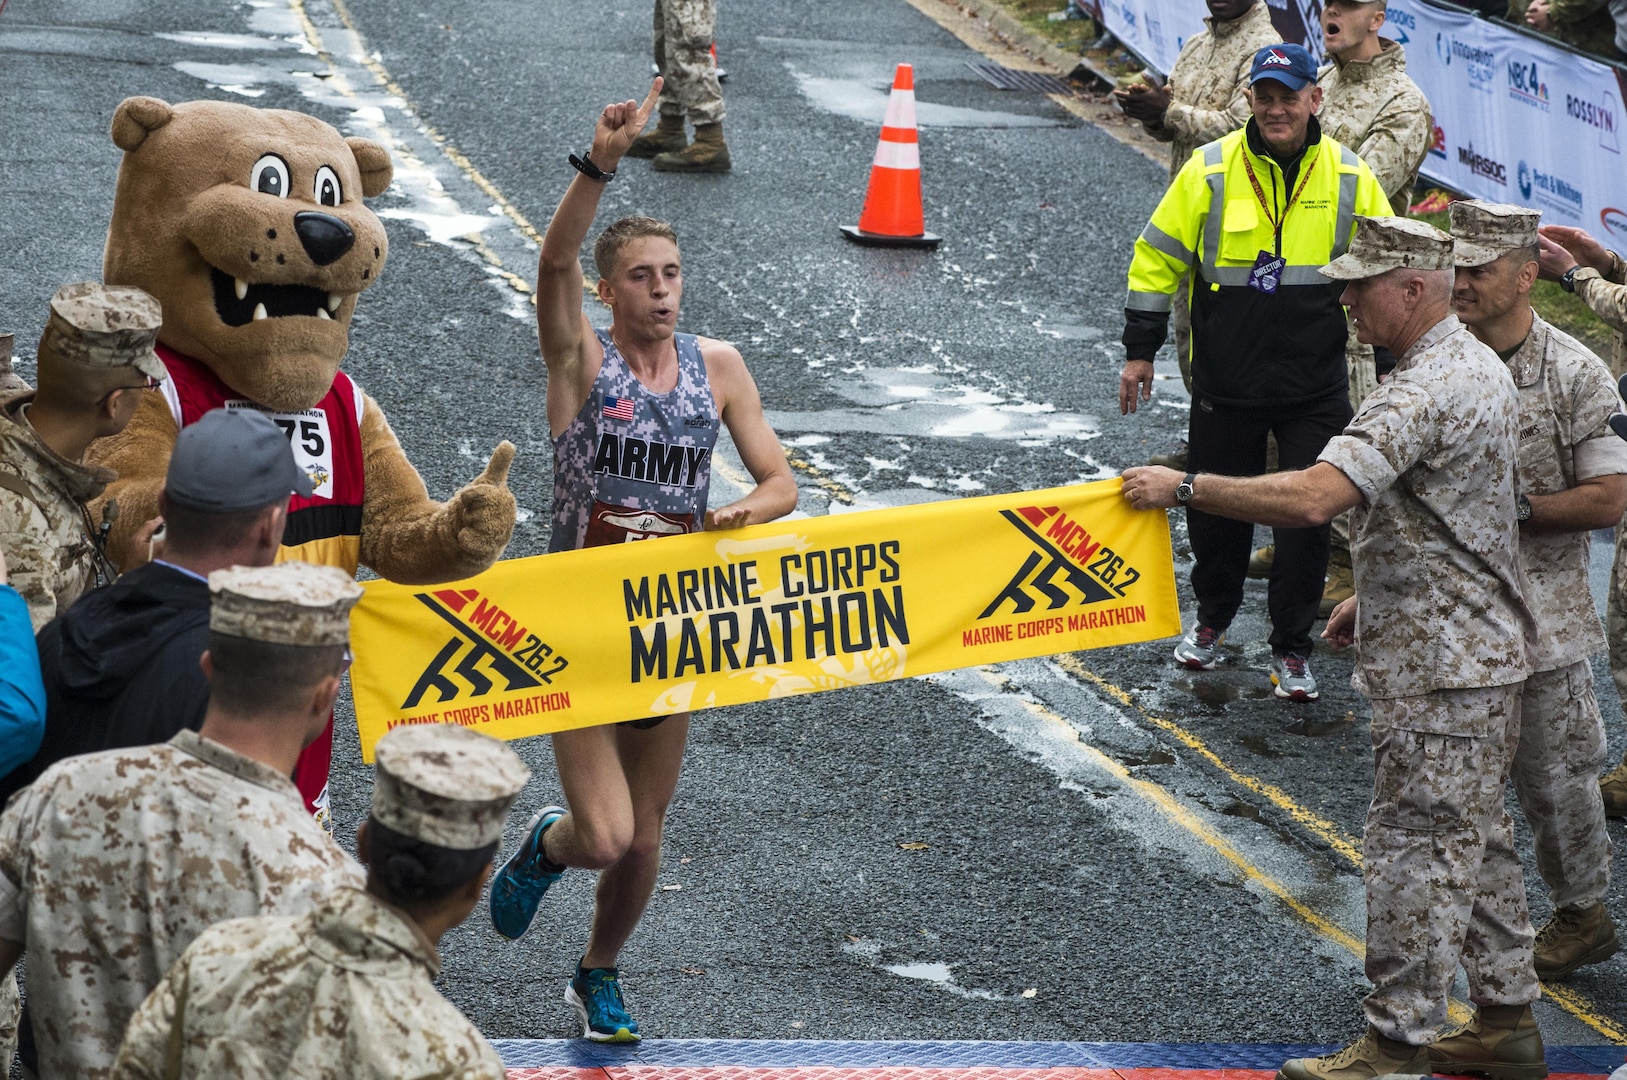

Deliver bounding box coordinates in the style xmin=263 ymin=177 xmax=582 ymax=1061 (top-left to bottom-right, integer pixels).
xmin=1533 ymin=903 xmax=1620 ymax=980
xmin=627 ymin=113 xmax=688 ymax=158
xmin=1277 ymin=1026 xmax=1432 ymax=1080
xmin=1429 ymin=1003 xmax=1546 ymax=1080
xmin=1319 ymin=556 xmax=1355 ymax=618
xmin=1600 ymin=756 xmax=1627 ymax=818
xmin=653 ymin=122 xmax=731 ymax=173
xmin=1248 ymin=544 xmax=1275 ymax=580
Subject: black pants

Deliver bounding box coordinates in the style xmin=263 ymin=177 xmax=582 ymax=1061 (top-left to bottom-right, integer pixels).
xmin=1185 ymin=390 xmax=1352 ymax=655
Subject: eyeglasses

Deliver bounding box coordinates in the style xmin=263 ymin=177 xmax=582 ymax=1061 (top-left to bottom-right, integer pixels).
xmin=99 ymin=375 xmax=163 ymax=403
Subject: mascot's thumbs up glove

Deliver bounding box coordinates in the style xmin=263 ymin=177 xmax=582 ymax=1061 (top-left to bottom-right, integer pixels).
xmin=359 ymin=435 xmax=518 ymax=583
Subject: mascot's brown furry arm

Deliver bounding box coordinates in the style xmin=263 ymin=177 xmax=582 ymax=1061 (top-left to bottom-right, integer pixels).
xmin=89 ymin=96 xmax=515 ymax=583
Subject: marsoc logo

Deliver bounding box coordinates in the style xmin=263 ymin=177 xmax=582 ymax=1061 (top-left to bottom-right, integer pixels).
xmin=979 ymin=505 xmax=1142 ymax=620
xmin=1456 ymin=144 xmax=1507 ymax=185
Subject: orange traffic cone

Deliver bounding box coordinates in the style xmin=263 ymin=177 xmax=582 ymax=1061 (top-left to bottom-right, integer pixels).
xmin=841 ymin=64 xmax=941 ymax=249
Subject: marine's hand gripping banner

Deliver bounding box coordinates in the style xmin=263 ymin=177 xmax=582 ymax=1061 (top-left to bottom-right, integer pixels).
xmin=349 ymin=479 xmax=1180 ymax=759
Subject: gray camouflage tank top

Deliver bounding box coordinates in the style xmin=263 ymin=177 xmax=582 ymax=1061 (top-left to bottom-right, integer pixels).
xmin=549 ymin=329 xmax=720 ymax=552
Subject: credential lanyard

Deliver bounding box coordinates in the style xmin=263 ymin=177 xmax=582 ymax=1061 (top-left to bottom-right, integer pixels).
xmin=1242 ymin=149 xmax=1317 ymax=259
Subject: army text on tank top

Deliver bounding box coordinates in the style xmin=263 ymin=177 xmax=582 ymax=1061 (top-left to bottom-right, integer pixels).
xmin=550 ymin=328 xmax=720 ymax=552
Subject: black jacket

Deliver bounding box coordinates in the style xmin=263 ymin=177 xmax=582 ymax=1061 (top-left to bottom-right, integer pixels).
xmin=0 ymin=562 xmax=211 ymax=807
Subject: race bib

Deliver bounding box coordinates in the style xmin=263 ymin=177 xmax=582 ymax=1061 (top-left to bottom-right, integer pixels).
xmin=225 ymin=400 xmax=335 ymax=498
xmin=584 ymin=501 xmax=694 ymax=547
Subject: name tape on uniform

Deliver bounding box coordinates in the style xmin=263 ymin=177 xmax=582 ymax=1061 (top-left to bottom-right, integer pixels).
xmin=348 ymin=478 xmax=1180 ymax=760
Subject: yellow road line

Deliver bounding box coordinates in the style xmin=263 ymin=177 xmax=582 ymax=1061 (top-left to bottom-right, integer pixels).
xmin=1055 ymin=654 xmax=1364 ymax=868
xmin=315 ymin=0 xmax=546 ymax=247
xmin=1051 ymin=658 xmax=1625 ymax=1042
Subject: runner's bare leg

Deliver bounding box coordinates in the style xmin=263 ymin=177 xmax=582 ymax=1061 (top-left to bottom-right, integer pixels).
xmin=546 ymin=713 xmax=691 ymax=969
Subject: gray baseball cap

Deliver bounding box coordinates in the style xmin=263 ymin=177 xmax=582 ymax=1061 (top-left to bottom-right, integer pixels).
xmin=165 ymin=407 xmax=314 ymax=512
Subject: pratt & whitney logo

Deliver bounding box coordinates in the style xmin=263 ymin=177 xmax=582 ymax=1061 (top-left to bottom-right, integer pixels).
xmin=978 ymin=505 xmax=1144 ymax=621
xmin=1519 ymin=160 xmax=1583 ymax=216
xmin=396 ymin=588 xmax=571 ymax=724
xmin=1457 ymin=143 xmax=1507 ymax=185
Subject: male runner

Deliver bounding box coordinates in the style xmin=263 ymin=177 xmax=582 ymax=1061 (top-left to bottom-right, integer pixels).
xmin=489 ymin=80 xmax=797 ymax=1042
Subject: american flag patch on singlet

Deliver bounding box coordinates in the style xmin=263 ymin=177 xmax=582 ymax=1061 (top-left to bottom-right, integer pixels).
xmin=603 ymin=396 xmax=635 ymax=421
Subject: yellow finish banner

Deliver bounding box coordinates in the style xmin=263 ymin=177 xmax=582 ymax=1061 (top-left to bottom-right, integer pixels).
xmin=348 ymin=478 xmax=1180 ymax=760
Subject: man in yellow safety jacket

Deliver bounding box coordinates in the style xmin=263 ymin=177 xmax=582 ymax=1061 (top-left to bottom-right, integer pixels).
xmin=1119 ymin=42 xmax=1391 ymax=701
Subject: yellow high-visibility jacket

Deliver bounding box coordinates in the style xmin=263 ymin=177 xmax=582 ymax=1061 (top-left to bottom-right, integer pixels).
xmin=1124 ymin=117 xmax=1391 ymax=407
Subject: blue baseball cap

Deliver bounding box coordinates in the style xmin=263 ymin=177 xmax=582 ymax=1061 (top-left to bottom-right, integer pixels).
xmin=1249 ymin=44 xmax=1317 ymax=91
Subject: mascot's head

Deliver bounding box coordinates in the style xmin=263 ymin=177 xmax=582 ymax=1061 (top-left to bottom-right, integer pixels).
xmin=103 ymin=97 xmax=393 ymax=412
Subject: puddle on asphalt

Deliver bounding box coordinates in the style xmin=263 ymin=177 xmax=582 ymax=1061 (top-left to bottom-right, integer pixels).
xmin=768 ymin=366 xmax=1101 ymax=443
xmin=1238 ymin=735 xmax=1282 ymax=759
xmin=1283 ymin=714 xmax=1358 ymax=737
xmin=886 ymin=961 xmax=953 ymax=982
xmin=1220 ymin=800 xmax=1262 ymax=820
xmin=1115 ymin=747 xmax=1176 ymax=767
xmin=1169 ymin=676 xmax=1273 ymax=706
xmin=790 ymin=70 xmax=1067 ymax=129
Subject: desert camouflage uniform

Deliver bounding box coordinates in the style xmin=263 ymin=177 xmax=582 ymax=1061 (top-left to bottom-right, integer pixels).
xmin=113 ymin=887 xmax=505 ymax=1080
xmin=0 ymin=393 xmax=116 ymax=630
xmin=1507 ymin=0 xmax=1619 ymax=57
xmin=654 ymin=0 xmax=724 ymax=126
xmin=1153 ymin=0 xmax=1277 ymax=389
xmin=0 ymin=730 xmax=361 ymax=1079
xmin=1501 ymin=315 xmax=1625 ymax=908
xmin=1318 ymin=313 xmax=1539 ymax=1043
xmin=1318 ymin=38 xmax=1434 ymax=407
xmin=1567 ymin=266 xmax=1627 ymax=717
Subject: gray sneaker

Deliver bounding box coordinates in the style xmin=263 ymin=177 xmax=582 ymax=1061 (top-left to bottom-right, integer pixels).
xmin=1270 ymin=652 xmax=1319 ymax=701
xmin=1173 ymin=624 xmax=1224 ymax=669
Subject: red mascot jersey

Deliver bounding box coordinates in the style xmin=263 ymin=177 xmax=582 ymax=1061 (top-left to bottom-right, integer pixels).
xmin=157 ymin=344 xmax=365 ymax=830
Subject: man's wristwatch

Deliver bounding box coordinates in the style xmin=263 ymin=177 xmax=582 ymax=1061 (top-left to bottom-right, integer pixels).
xmin=1175 ymin=472 xmax=1197 ymax=504
xmin=1560 ymin=266 xmax=1580 ymax=293
xmin=1516 ymin=494 xmax=1533 ymax=522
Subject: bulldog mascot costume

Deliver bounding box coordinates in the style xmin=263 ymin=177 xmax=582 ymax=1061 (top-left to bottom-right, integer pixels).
xmin=90 ymin=97 xmax=518 ymax=826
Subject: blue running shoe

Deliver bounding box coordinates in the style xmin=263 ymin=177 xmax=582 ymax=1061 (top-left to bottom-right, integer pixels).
xmin=489 ymin=805 xmax=566 ymax=940
xmin=565 ymin=966 xmax=641 ymax=1042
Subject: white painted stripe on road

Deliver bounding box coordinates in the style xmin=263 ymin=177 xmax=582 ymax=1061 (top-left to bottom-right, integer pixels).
xmin=872 ymin=140 xmax=921 ymax=171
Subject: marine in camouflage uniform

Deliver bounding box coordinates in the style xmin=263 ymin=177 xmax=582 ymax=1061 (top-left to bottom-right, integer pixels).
xmin=1450 ymin=201 xmax=1626 ymax=986
xmin=1318 ymin=31 xmax=1433 ymax=407
xmin=1551 ymin=246 xmax=1627 ymax=817
xmin=114 ymin=723 xmax=530 ymax=1080
xmin=1119 ymin=0 xmax=1278 ymax=395
xmin=1120 ymin=219 xmax=1540 ymax=1079
xmin=625 ymin=0 xmax=731 ymax=172
xmin=0 ymin=562 xmax=363 ymax=1079
xmin=0 ymin=282 xmax=166 ymax=630
xmin=1303 ymin=218 xmax=1538 ymax=1079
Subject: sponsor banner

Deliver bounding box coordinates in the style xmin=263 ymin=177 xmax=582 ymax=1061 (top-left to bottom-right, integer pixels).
xmin=1100 ymin=0 xmax=1627 ymax=241
xmin=1392 ymin=0 xmax=1625 ymax=232
xmin=1099 ymin=0 xmax=1319 ymax=82
xmin=348 ymin=480 xmax=1180 ymax=760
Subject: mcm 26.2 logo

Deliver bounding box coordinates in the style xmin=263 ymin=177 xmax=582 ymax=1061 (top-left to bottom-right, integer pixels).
xmin=402 ymin=588 xmax=569 ymax=709
xmin=979 ymin=505 xmax=1142 ymax=619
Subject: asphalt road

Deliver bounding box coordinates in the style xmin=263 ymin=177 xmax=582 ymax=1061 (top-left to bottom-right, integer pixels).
xmin=2 ymin=0 xmax=1625 ymax=1050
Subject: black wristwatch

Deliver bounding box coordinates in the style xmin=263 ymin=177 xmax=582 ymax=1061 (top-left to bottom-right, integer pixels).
xmin=1516 ymin=494 xmax=1533 ymax=522
xmin=1560 ymin=266 xmax=1580 ymax=293
xmin=1175 ymin=472 xmax=1197 ymax=504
